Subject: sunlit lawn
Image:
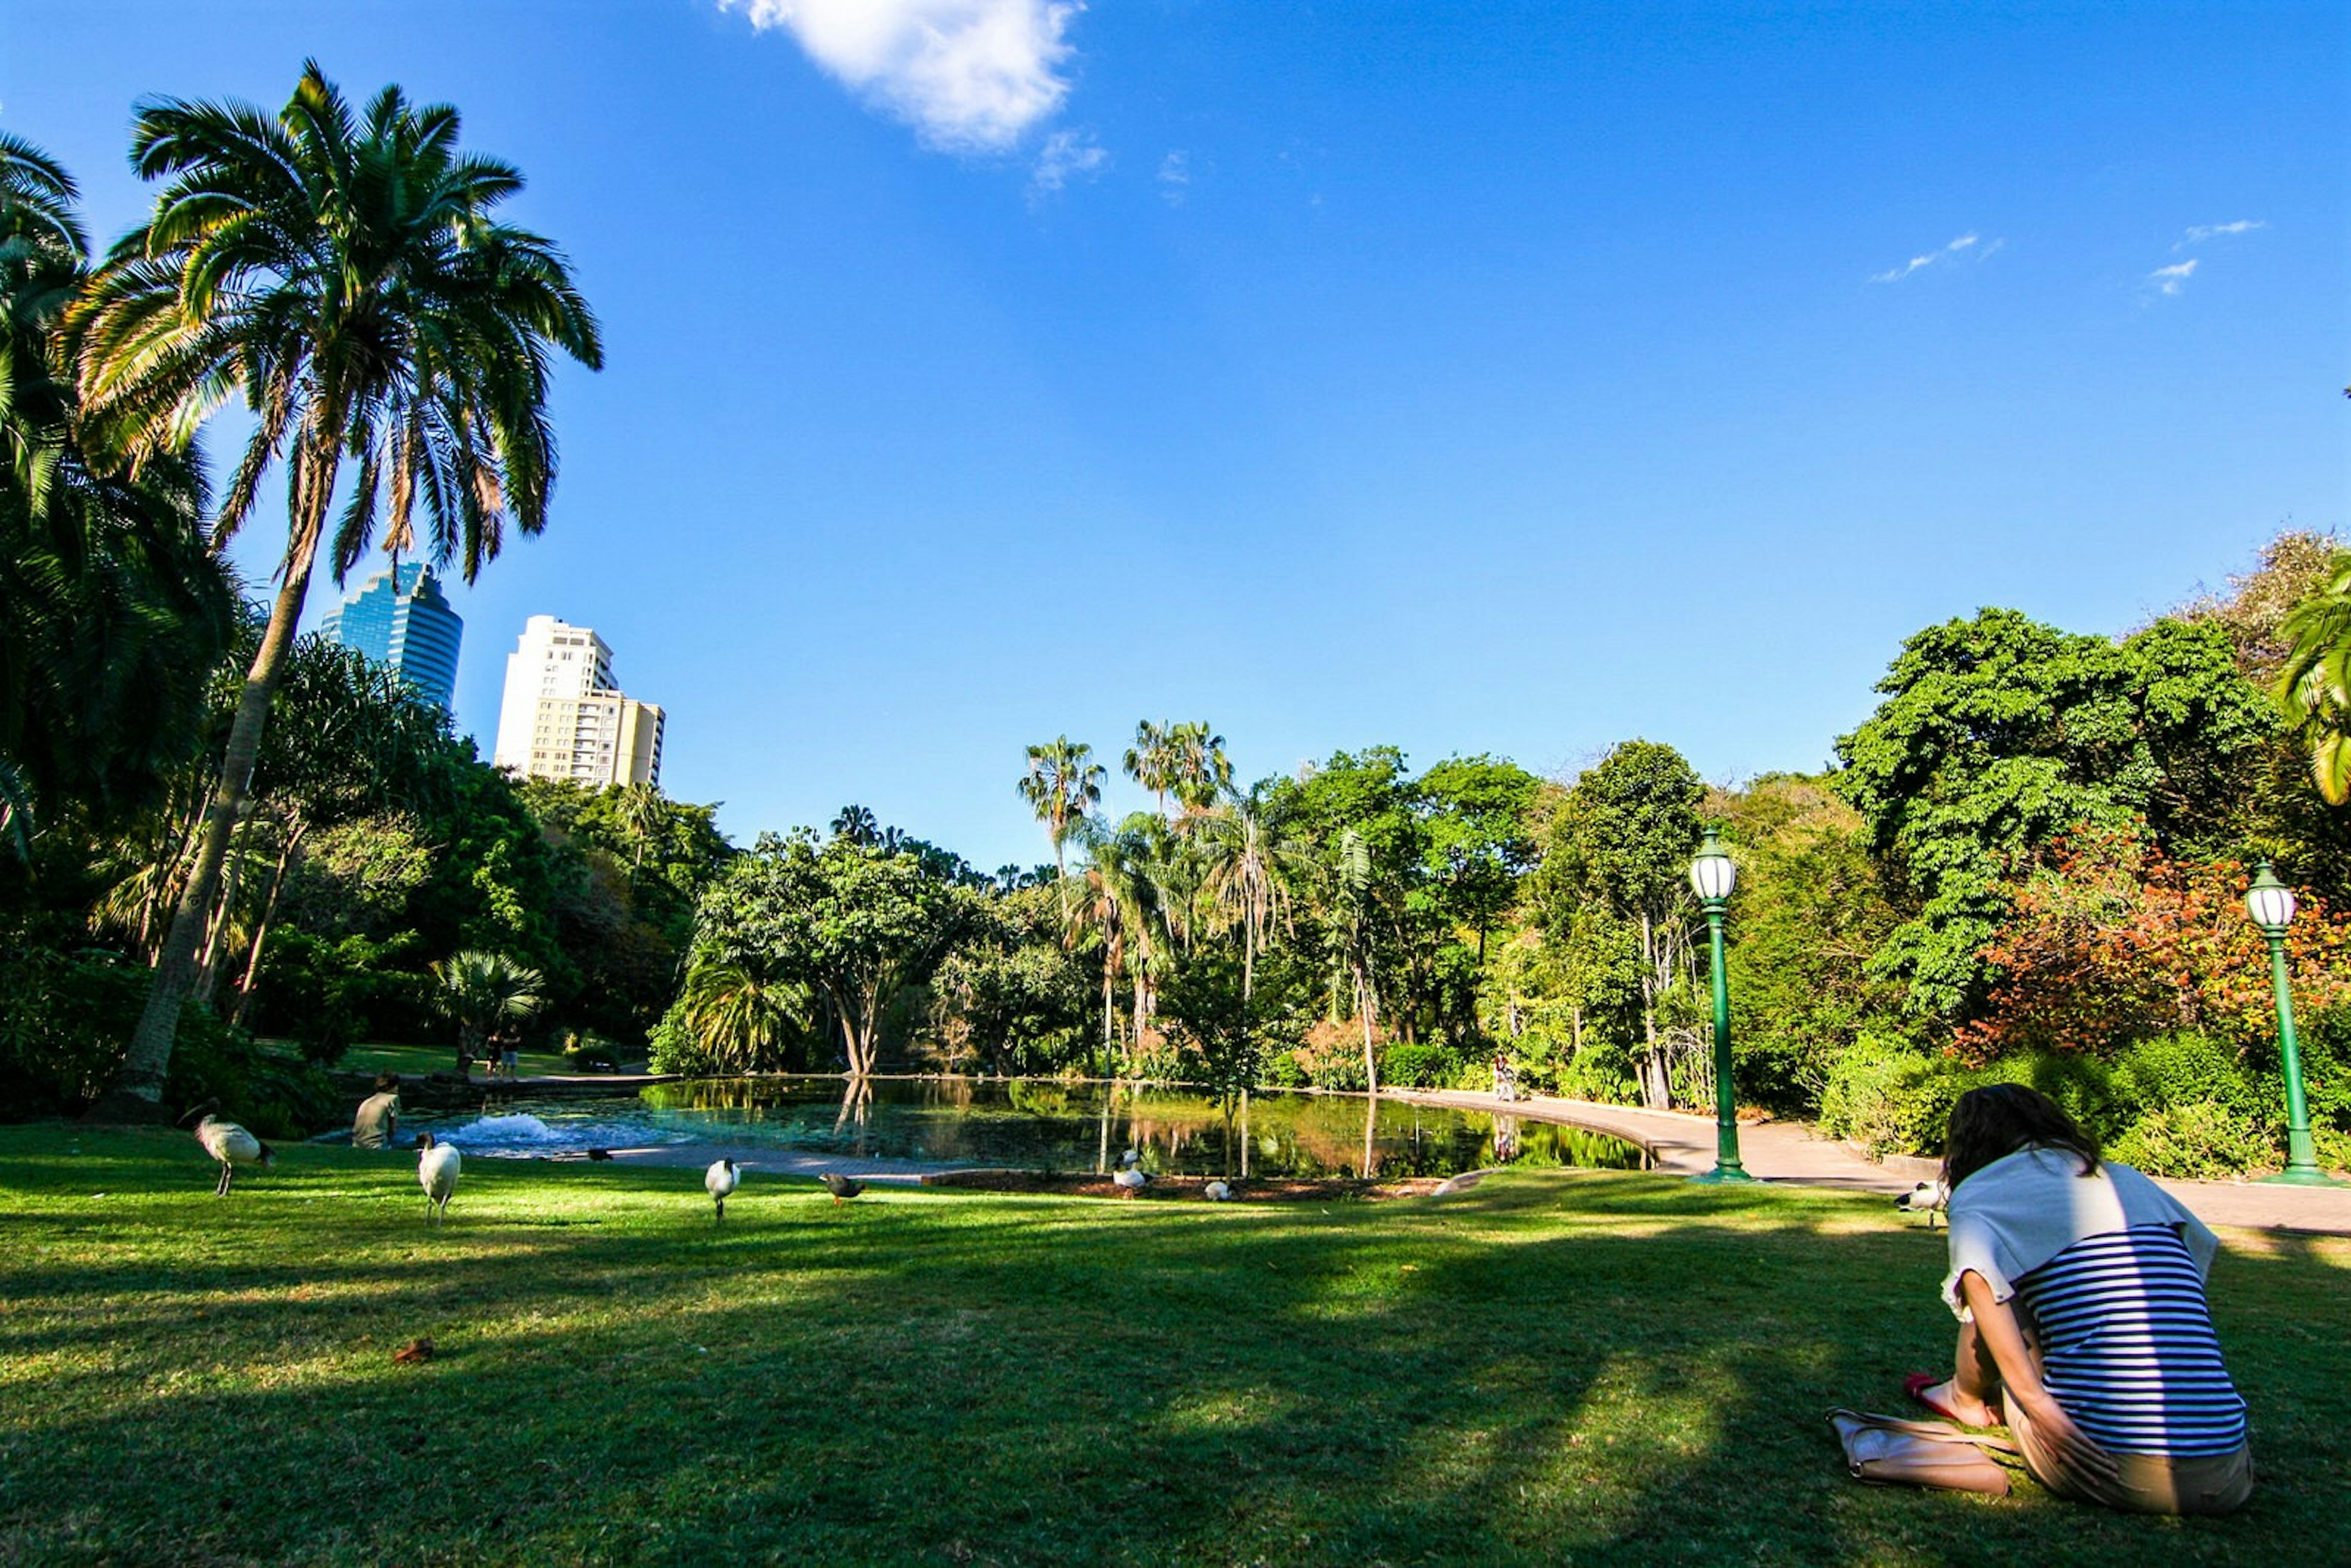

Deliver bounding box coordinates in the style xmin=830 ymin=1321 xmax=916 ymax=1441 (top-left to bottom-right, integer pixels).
xmin=2 ymin=1124 xmax=2345 ymax=1566
xmin=302 ymin=1040 xmax=590 ymax=1079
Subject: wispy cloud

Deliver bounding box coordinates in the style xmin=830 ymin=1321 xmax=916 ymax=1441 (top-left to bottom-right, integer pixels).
xmin=2181 ymin=219 xmax=2265 ymax=246
xmin=1871 ymin=232 xmax=1984 ymax=283
xmin=720 ymin=0 xmax=1080 ymax=152
xmin=2148 ymin=259 xmax=2199 ymax=296
xmin=1157 ymin=151 xmax=1190 ymax=205
xmin=1030 ymin=129 xmax=1107 ymax=194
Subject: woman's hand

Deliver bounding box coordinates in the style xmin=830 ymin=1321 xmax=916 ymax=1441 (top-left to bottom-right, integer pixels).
xmin=2011 ymin=1386 xmax=2121 ymax=1487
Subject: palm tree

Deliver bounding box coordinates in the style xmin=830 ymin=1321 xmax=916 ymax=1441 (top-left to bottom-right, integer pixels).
xmin=73 ymin=66 xmax=602 ymax=1118
xmin=1123 ymin=721 xmax=1179 ymax=818
xmin=1064 ymin=830 xmax=1147 ymax=1078
xmin=831 ymin=803 xmax=880 ymax=846
xmin=1166 ymin=721 xmax=1233 ymax=817
xmin=2278 ymin=568 xmax=2351 ymax=803
xmin=1199 ymin=786 xmax=1304 ymax=1023
xmin=612 ymin=781 xmax=663 ymax=871
xmin=431 ymin=949 xmax=546 ymax=1073
xmin=1327 ymin=827 xmax=1383 ymax=1094
xmin=678 ymin=956 xmax=799 ymax=1075
xmin=1 ymin=135 xmax=231 ymax=859
xmin=1016 ymin=735 xmax=1104 ymax=888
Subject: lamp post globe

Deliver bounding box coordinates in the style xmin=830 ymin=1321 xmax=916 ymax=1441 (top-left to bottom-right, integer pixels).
xmin=1689 ymin=827 xmax=1753 ymax=1184
xmin=2244 ymin=862 xmax=2336 ymax=1185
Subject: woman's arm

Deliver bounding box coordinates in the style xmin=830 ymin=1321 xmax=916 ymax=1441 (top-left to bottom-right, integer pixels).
xmin=1956 ymin=1269 xmax=2120 ymax=1486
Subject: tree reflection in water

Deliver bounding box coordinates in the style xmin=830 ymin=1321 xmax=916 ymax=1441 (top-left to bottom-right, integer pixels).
xmin=618 ymin=1078 xmax=1648 ymax=1178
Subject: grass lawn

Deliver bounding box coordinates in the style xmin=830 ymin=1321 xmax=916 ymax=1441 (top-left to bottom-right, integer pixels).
xmin=3 ymin=1125 xmax=2346 ymax=1566
xmin=315 ymin=1041 xmax=588 ymax=1079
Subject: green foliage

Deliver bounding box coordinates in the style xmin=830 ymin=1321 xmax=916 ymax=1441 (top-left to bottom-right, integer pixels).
xmin=2111 ymin=1032 xmax=2262 ymax=1123
xmin=1835 ymin=609 xmax=2276 ymax=1021
xmin=1380 ymin=1042 xmax=1466 ymax=1089
xmin=248 ymin=931 xmax=432 ymax=1063
xmin=2110 ymin=1101 xmax=2276 ymax=1181
xmin=1816 ymin=1036 xmax=1967 ymax=1158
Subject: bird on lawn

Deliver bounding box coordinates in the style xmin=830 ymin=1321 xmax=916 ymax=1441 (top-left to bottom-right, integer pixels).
xmin=181 ymin=1102 xmax=274 ymax=1196
xmin=1895 ymin=1180 xmax=1949 ymax=1229
xmin=1112 ymin=1166 xmax=1150 ymax=1194
xmin=418 ymin=1132 xmax=462 ymax=1225
xmin=1120 ymin=1147 xmax=1141 ymax=1168
xmin=707 ymin=1157 xmax=740 ymax=1222
xmin=821 ymin=1172 xmax=865 ymax=1205
xmin=1204 ymin=1179 xmax=1232 ymax=1201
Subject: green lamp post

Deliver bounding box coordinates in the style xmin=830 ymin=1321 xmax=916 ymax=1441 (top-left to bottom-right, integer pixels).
xmin=1689 ymin=827 xmax=1754 ymax=1184
xmin=2244 ymin=861 xmax=2339 ymax=1186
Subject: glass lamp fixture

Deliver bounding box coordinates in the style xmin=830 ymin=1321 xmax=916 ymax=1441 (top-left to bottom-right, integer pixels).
xmin=2246 ymin=861 xmax=2298 ymax=935
xmin=1689 ymin=828 xmax=1736 ymax=904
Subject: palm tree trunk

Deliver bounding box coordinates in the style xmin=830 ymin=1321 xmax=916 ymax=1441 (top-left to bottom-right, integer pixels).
xmin=91 ymin=547 xmax=317 ymax=1120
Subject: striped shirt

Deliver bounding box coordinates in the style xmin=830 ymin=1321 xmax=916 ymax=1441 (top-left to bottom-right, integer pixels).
xmin=2014 ymin=1225 xmax=2248 ymax=1457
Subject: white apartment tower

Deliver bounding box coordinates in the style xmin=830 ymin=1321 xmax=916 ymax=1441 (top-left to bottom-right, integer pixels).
xmin=492 ymin=615 xmax=666 ymax=788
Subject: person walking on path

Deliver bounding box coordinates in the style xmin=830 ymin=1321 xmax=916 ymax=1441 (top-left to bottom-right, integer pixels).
xmin=1908 ymin=1084 xmax=2252 ymax=1515
xmin=351 ymin=1075 xmax=402 ymax=1150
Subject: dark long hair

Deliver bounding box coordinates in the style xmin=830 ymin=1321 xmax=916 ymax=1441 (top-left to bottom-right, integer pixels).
xmin=1941 ymin=1084 xmax=2101 ymax=1193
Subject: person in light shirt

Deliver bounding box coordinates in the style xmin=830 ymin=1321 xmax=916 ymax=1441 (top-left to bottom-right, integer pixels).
xmin=1908 ymin=1084 xmax=2252 ymax=1515
xmin=351 ymin=1074 xmax=402 ymax=1150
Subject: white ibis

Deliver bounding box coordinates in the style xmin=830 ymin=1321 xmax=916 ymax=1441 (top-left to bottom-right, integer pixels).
xmin=418 ymin=1132 xmax=462 ymax=1225
xmin=820 ymin=1172 xmax=864 ymax=1205
xmin=1204 ymin=1179 xmax=1232 ymax=1201
xmin=1895 ymin=1180 xmax=1949 ymax=1228
xmin=181 ymin=1103 xmax=274 ymax=1196
xmin=1120 ymin=1147 xmax=1141 ymax=1168
xmin=1112 ymin=1167 xmax=1150 ymax=1195
xmin=706 ymin=1158 xmax=740 ymax=1222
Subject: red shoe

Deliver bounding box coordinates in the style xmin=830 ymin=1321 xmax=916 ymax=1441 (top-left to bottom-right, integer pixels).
xmin=1904 ymin=1372 xmax=1965 ymax=1422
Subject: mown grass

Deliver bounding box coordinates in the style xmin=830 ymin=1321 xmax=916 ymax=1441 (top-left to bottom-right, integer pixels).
xmin=312 ymin=1041 xmax=586 ymax=1079
xmin=2 ymin=1124 xmax=2345 ymax=1566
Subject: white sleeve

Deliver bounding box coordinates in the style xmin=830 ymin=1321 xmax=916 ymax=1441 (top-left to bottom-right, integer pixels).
xmin=1940 ymin=1211 xmax=2019 ymax=1322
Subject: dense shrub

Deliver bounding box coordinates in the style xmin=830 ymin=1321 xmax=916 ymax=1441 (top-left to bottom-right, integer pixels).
xmin=1553 ymin=1041 xmax=1641 ymax=1105
xmin=2112 ymin=1032 xmax=2258 ymax=1122
xmin=2110 ymin=1100 xmax=2274 ymax=1180
xmin=1382 ymin=1043 xmax=1465 ymax=1089
xmin=1817 ymin=1037 xmax=1967 ymax=1157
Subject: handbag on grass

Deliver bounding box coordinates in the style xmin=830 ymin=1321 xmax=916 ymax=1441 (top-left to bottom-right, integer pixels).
xmin=1828 ymin=1408 xmax=2022 ymax=1496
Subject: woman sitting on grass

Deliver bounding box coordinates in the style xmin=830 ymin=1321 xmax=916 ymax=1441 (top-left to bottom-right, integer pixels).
xmin=1910 ymin=1084 xmax=2252 ymax=1515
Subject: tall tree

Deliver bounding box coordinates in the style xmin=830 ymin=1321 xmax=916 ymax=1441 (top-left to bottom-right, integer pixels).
xmin=1123 ymin=721 xmax=1180 ymax=819
xmin=1016 ymin=735 xmax=1104 ymax=887
xmin=73 ymin=65 xmax=602 ymax=1117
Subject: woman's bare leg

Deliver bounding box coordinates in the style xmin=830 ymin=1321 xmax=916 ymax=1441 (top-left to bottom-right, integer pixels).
xmin=1919 ymin=1318 xmax=2003 ymax=1425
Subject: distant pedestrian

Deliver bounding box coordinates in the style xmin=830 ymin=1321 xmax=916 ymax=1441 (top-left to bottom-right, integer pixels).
xmin=501 ymin=1033 xmax=522 ymax=1081
xmin=353 ymin=1075 xmax=402 ymax=1149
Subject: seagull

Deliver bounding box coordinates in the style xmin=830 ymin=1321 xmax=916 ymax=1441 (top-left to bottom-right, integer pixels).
xmin=1112 ymin=1167 xmax=1150 ymax=1194
xmin=706 ymin=1158 xmax=740 ymax=1222
xmin=418 ymin=1132 xmax=462 ymax=1225
xmin=180 ymin=1102 xmax=274 ymax=1196
xmin=820 ymin=1172 xmax=865 ymax=1205
xmin=1204 ymin=1179 xmax=1232 ymax=1201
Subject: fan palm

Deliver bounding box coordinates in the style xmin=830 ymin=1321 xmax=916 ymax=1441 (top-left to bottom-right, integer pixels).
xmin=72 ymin=65 xmax=601 ymax=1117
xmin=678 ymin=956 xmax=800 ymax=1075
xmin=1017 ymin=735 xmax=1104 ymax=890
xmin=431 ymin=948 xmax=546 ymax=1071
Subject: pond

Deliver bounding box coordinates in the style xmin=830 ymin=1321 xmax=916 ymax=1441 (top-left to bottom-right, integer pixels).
xmin=405 ymin=1076 xmax=1649 ymax=1180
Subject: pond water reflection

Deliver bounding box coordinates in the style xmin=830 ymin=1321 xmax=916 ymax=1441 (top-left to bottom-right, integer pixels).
xmin=414 ymin=1076 xmax=1648 ymax=1179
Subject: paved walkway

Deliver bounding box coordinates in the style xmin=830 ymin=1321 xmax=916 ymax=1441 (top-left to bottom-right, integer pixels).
xmin=1385 ymin=1087 xmax=2351 ymax=1237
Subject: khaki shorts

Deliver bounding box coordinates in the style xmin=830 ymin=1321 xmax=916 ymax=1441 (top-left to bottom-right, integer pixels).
xmin=2006 ymin=1398 xmax=2254 ymax=1515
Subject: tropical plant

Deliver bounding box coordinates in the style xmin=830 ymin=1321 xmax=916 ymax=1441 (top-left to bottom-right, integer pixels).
xmin=830 ymin=804 xmax=880 ymax=846
xmin=431 ymin=948 xmax=546 ymax=1071
xmin=2278 ymin=563 xmax=2351 ymax=805
xmin=676 ymin=956 xmax=800 ymax=1075
xmin=72 ymin=64 xmax=602 ymax=1118
xmin=1016 ymin=735 xmax=1104 ymax=887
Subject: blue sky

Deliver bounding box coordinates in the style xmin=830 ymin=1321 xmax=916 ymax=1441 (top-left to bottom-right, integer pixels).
xmin=11 ymin=2 xmax=2346 ymax=869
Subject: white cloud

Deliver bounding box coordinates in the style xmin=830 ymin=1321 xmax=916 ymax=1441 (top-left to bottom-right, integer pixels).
xmin=1157 ymin=150 xmax=1190 ymax=204
xmin=2182 ymin=219 xmax=2264 ymax=244
xmin=1030 ymin=129 xmax=1107 ymax=193
xmin=2149 ymin=260 xmax=2199 ymax=296
xmin=1871 ymin=232 xmax=1982 ymax=283
xmin=721 ymin=0 xmax=1080 ymax=152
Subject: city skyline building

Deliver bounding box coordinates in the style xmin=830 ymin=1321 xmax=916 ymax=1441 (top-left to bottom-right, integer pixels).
xmin=316 ymin=561 xmax=463 ymax=712
xmin=492 ymin=614 xmax=666 ymax=788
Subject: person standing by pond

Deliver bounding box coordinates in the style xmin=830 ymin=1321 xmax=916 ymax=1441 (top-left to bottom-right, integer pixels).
xmin=1908 ymin=1084 xmax=2252 ymax=1515
xmin=351 ymin=1075 xmax=402 ymax=1150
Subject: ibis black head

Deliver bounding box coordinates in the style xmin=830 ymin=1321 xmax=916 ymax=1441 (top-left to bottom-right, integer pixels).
xmin=176 ymin=1098 xmax=221 ymax=1128
xmin=416 ymin=1132 xmax=438 ymax=1152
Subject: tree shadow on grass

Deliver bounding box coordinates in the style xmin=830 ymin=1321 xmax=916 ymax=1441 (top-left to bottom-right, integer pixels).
xmin=2 ymin=1131 xmax=2348 ymax=1566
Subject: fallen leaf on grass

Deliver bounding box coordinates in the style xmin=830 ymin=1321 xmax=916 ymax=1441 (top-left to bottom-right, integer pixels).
xmin=394 ymin=1337 xmax=436 ymax=1365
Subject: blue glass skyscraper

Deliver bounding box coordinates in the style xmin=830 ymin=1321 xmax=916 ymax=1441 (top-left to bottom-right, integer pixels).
xmin=318 ymin=561 xmax=463 ymax=712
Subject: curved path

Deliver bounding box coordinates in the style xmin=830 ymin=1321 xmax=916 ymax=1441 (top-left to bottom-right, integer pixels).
xmin=1384 ymin=1086 xmax=2351 ymax=1237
